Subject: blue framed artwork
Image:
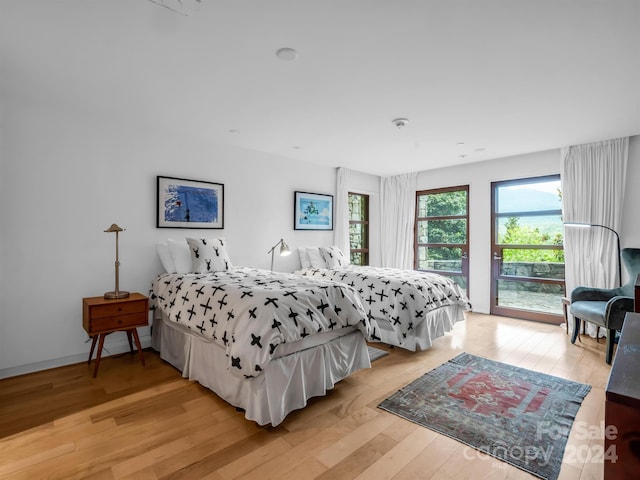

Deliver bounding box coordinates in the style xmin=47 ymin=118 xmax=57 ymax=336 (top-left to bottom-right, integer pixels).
xmin=157 ymin=176 xmax=224 ymax=229
xmin=294 ymin=191 xmax=333 ymax=230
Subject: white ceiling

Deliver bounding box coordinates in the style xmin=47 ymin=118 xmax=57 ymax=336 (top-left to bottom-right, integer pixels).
xmin=1 ymin=0 xmax=639 ymax=176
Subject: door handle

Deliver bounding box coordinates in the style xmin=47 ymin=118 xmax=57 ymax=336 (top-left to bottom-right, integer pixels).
xmin=493 ymin=252 xmax=502 ymax=260
xmin=461 ymin=252 xmax=468 ymax=259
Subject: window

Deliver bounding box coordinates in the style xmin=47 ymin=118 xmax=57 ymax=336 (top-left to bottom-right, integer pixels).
xmin=490 ymin=175 xmax=564 ymax=323
xmin=348 ymin=192 xmax=369 ymax=265
xmin=415 ymin=186 xmax=469 ymax=293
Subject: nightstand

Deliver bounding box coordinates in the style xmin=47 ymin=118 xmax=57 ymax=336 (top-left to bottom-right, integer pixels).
xmin=82 ymin=292 xmax=149 ymax=377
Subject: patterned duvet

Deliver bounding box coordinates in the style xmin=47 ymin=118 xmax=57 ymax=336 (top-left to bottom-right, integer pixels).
xmin=297 ymin=266 xmax=471 ymax=348
xmin=151 ymin=267 xmax=370 ymax=379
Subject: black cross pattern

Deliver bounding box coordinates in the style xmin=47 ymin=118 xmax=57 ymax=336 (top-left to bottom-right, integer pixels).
xmin=288 ymin=308 xmax=299 ymax=326
xmin=250 ymin=334 xmax=262 ymax=348
xmin=217 ymin=294 xmax=228 ymax=310
xmin=200 ymin=297 xmax=213 ymax=315
xmin=265 ymin=297 xmax=279 ymax=308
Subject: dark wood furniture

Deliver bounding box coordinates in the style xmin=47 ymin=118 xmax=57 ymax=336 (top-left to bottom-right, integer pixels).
xmin=604 ymin=311 xmax=640 ymax=479
xmin=82 ymin=293 xmax=148 ymax=377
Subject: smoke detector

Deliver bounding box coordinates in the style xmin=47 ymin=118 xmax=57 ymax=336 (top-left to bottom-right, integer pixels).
xmin=392 ymin=118 xmax=409 ymax=129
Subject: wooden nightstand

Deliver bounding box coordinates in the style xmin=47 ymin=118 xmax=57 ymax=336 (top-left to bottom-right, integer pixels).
xmin=82 ymin=292 xmax=149 ymax=377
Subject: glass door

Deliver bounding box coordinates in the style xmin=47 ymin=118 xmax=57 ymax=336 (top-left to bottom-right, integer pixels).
xmin=415 ymin=185 xmax=469 ymax=295
xmin=490 ymin=175 xmax=565 ymax=323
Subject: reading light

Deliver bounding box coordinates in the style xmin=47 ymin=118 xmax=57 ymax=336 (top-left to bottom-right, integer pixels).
xmin=564 ymin=222 xmax=621 ymax=287
xmin=104 ymin=224 xmax=130 ymax=299
xmin=268 ymin=238 xmax=292 ymax=271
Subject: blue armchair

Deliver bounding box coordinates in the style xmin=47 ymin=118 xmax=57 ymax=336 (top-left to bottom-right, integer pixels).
xmin=569 ymin=248 xmax=640 ymax=364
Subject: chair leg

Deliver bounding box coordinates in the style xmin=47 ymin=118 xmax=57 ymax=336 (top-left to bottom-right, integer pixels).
xmin=605 ymin=328 xmax=616 ymax=365
xmin=571 ymin=316 xmax=581 ymax=344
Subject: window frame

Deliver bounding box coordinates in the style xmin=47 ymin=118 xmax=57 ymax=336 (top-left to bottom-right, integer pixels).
xmin=414 ymin=185 xmax=470 ymax=295
xmin=490 ymin=174 xmax=565 ymax=323
xmin=348 ymin=192 xmax=369 ymax=266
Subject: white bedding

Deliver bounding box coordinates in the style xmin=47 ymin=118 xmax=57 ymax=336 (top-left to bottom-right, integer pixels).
xmin=151 ymin=310 xmax=370 ymax=426
xmin=150 ymin=267 xmax=371 ymax=379
xmin=296 ymin=265 xmax=470 ymax=351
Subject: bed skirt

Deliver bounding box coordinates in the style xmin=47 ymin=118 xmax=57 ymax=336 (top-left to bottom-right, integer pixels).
xmin=370 ymin=304 xmax=465 ymax=351
xmin=151 ymin=311 xmax=370 ymax=426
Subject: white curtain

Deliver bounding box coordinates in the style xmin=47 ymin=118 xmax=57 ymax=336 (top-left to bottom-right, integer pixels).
xmin=333 ymin=167 xmax=351 ymax=257
xmin=561 ymin=137 xmax=629 ymax=336
xmin=380 ymin=172 xmax=417 ymax=269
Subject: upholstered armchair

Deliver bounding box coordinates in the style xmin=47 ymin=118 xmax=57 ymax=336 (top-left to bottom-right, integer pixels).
xmin=570 ymin=248 xmax=640 ymax=364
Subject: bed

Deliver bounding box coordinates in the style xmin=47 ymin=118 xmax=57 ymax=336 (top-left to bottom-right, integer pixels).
xmin=150 ymin=238 xmax=372 ymax=426
xmin=296 ymin=246 xmax=471 ymax=351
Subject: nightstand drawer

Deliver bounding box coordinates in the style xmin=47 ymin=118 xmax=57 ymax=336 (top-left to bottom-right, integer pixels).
xmin=88 ymin=311 xmax=147 ymax=332
xmin=82 ymin=293 xmax=149 ymax=377
xmin=90 ymin=299 xmax=147 ymax=319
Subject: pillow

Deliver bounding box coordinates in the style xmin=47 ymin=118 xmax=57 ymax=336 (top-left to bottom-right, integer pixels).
xmin=167 ymin=238 xmax=193 ymax=273
xmin=320 ymin=246 xmax=350 ymax=268
xmin=307 ymin=247 xmax=327 ymax=268
xmin=186 ymin=237 xmax=232 ymax=273
xmin=157 ymin=242 xmax=176 ymax=273
xmin=298 ymin=247 xmax=312 ymax=269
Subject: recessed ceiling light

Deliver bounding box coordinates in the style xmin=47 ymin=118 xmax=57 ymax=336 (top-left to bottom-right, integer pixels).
xmin=229 ymin=129 xmax=239 ymax=134
xmin=276 ymin=48 xmax=298 ymax=61
xmin=474 ymin=147 xmax=486 ymax=152
xmin=391 ymin=118 xmax=409 ymax=129
xmin=456 ymin=142 xmax=465 ymax=147
xmin=292 ymin=145 xmax=302 ymax=150
xmin=459 ymin=154 xmax=467 ymax=158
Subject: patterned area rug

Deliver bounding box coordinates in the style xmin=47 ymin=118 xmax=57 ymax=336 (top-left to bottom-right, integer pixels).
xmin=378 ymin=353 xmax=591 ymax=480
xmin=368 ymin=346 xmax=389 ymax=361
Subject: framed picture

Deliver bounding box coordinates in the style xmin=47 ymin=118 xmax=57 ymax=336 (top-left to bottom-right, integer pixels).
xmin=294 ymin=191 xmax=333 ymax=230
xmin=157 ymin=176 xmax=224 ymax=229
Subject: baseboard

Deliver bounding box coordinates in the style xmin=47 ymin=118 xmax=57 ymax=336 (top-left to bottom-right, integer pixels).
xmin=0 ymin=334 xmax=152 ymax=380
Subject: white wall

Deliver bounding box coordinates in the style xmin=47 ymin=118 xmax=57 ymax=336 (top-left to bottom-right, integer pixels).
xmin=2 ymin=85 xmax=637 ymax=377
xmin=0 ymin=91 xmax=340 ymax=377
xmin=416 ymin=136 xmax=640 ymax=314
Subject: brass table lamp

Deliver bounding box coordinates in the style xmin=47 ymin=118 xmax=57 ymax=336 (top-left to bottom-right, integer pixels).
xmin=104 ymin=223 xmax=130 ymax=299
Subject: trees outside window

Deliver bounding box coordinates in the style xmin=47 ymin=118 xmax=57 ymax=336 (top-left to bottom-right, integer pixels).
xmin=491 ymin=175 xmax=565 ymax=322
xmin=348 ymin=193 xmax=369 ymax=265
xmin=415 ymin=186 xmax=469 ymax=293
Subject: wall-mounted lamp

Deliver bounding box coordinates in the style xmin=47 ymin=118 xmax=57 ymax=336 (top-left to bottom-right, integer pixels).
xmin=268 ymin=238 xmax=291 ymax=271
xmin=104 ymin=223 xmax=130 ymax=299
xmin=564 ymin=222 xmax=621 ymax=287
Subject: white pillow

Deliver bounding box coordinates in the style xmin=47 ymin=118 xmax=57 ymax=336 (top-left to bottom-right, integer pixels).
xmin=320 ymin=246 xmax=350 ymax=268
xmin=157 ymin=242 xmax=176 ymax=273
xmin=298 ymin=247 xmax=312 ymax=269
xmin=186 ymin=237 xmax=232 ymax=273
xmin=307 ymin=247 xmax=327 ymax=268
xmin=167 ymin=238 xmax=193 ymax=273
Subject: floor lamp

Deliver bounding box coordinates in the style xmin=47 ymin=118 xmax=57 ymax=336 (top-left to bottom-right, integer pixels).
xmin=564 ymin=222 xmax=621 ymax=287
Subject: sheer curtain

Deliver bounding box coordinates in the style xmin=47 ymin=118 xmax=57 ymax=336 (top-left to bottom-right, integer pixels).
xmin=380 ymin=172 xmax=417 ymax=269
xmin=333 ymin=167 xmax=351 ymax=257
xmin=561 ymin=137 xmax=629 ymax=336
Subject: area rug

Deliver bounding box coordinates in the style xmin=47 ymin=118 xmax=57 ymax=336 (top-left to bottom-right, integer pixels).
xmin=368 ymin=346 xmax=389 ymax=361
xmin=378 ymin=353 xmax=591 ymax=480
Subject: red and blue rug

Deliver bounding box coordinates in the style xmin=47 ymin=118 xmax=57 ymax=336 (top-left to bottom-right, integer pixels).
xmin=378 ymin=352 xmax=591 ymax=480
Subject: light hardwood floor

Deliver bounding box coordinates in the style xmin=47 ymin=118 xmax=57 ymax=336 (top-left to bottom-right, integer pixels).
xmin=0 ymin=313 xmax=611 ymax=479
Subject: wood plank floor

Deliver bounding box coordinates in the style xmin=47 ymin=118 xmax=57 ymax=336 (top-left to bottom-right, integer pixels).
xmin=0 ymin=313 xmax=611 ymax=479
